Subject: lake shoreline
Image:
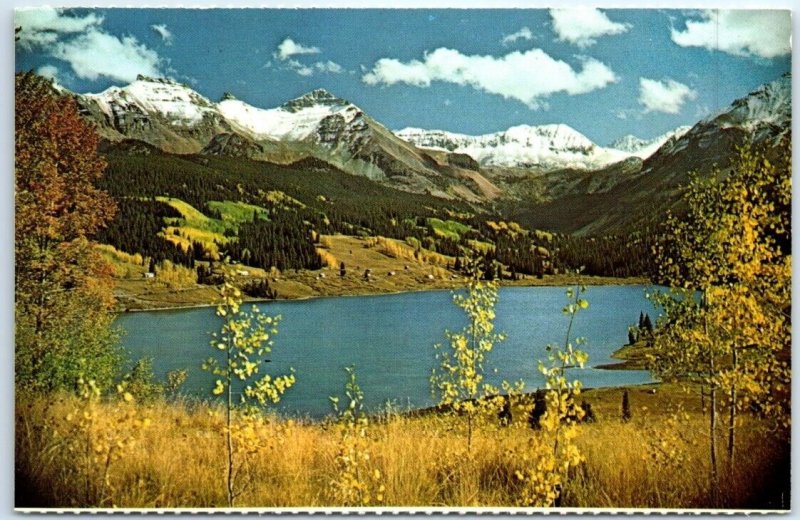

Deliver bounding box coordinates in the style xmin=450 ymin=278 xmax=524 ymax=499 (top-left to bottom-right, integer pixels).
xmin=116 ymin=273 xmax=652 ymax=313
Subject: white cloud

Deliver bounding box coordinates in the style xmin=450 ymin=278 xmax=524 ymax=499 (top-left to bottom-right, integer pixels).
xmin=52 ymin=29 xmax=162 ymax=83
xmin=150 ymin=23 xmax=173 ymax=45
xmin=671 ymin=10 xmax=790 ymax=59
xmin=314 ymin=60 xmax=343 ymax=74
xmin=15 ymin=7 xmax=102 ymax=48
xmin=15 ymin=7 xmax=165 ymax=84
xmin=285 ymin=58 xmax=343 ymax=76
xmin=501 ymin=27 xmax=533 ymax=46
xmin=549 ymin=8 xmax=630 ymax=48
xmin=286 ymin=59 xmax=314 ymax=76
xmin=36 ymin=64 xmax=60 ymax=82
xmin=638 ymin=77 xmax=697 ymax=114
xmin=275 ymin=38 xmax=320 ymax=61
xmin=362 ymin=47 xmax=617 ymax=109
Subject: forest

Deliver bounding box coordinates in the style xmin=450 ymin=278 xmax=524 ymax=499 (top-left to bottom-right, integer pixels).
xmin=96 ymin=144 xmax=655 ymax=280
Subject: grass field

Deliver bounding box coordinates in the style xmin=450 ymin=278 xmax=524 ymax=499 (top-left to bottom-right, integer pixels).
xmin=427 ymin=218 xmax=472 ymax=240
xmin=15 ymin=383 xmax=789 ymax=509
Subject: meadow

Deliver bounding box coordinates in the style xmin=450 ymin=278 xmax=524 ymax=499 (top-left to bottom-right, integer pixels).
xmin=15 ymin=384 xmax=789 ymax=510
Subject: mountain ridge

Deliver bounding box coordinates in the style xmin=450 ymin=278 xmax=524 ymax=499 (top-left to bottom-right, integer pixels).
xmin=73 ymin=72 xmax=790 ymax=227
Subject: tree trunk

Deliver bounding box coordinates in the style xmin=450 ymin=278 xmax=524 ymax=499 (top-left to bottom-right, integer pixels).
xmin=727 ymin=348 xmax=737 ymax=474
xmin=709 ymin=365 xmax=719 ymax=506
xmin=226 ymin=338 xmax=235 ymax=507
xmin=700 ymin=385 xmax=706 ymax=416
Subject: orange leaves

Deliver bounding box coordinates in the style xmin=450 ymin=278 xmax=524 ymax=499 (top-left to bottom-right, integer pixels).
xmin=16 ymin=73 xmax=115 ymax=244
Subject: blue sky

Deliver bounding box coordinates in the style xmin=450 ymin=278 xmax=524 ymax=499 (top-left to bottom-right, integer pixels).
xmin=14 ymin=8 xmax=791 ymax=144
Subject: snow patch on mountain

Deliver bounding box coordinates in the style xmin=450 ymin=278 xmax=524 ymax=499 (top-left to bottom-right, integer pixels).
xmin=83 ymin=76 xmax=216 ymax=126
xmin=709 ymin=73 xmax=791 ymax=131
xmin=396 ymin=124 xmax=632 ymax=170
xmin=608 ymin=126 xmax=692 ymax=159
xmin=217 ymin=99 xmax=355 ymax=142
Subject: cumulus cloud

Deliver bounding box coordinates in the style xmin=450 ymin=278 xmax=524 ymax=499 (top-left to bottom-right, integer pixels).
xmin=671 ymin=10 xmax=790 ymax=59
xmin=273 ymin=37 xmax=340 ymax=76
xmin=52 ymin=29 xmax=162 ymax=83
xmin=150 ymin=23 xmax=173 ymax=45
xmin=362 ymin=47 xmax=617 ymax=109
xmin=285 ymin=58 xmax=344 ymax=77
xmin=15 ymin=7 xmax=102 ymax=48
xmin=275 ymin=38 xmax=320 ymax=60
xmin=550 ymin=8 xmax=630 ymax=48
xmin=314 ymin=60 xmax=343 ymax=74
xmin=15 ymin=7 xmax=165 ymax=84
xmin=638 ymin=77 xmax=697 ymax=114
xmin=286 ymin=59 xmax=313 ymax=76
xmin=501 ymin=27 xmax=533 ymax=46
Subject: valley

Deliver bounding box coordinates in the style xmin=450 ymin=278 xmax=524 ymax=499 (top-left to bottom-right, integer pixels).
xmin=69 ymin=72 xmax=789 ymax=310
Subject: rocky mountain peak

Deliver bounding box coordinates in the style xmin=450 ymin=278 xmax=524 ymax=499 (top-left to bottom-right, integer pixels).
xmin=281 ymin=88 xmax=350 ymax=112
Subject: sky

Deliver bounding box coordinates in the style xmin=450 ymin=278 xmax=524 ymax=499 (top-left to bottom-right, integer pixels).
xmin=14 ymin=7 xmax=792 ymax=144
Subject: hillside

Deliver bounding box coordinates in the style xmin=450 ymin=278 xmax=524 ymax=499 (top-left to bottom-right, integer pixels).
xmin=504 ymin=74 xmax=792 ymax=235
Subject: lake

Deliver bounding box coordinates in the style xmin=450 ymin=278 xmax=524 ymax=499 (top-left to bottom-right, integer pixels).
xmin=116 ymin=285 xmax=658 ymax=418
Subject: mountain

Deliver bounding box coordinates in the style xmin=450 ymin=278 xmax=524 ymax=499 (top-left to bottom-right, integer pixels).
xmin=75 ymin=78 xmax=500 ymax=201
xmin=395 ymin=124 xmax=632 ymax=170
xmin=73 ymin=73 xmax=790 ymax=234
xmin=506 ymin=73 xmax=791 ymax=235
xmin=77 ymin=76 xmax=230 ymax=154
xmin=607 ymin=126 xmax=692 ymax=159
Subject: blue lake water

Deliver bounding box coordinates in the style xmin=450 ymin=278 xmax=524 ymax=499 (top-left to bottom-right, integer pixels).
xmin=115 ymin=285 xmax=658 ymax=418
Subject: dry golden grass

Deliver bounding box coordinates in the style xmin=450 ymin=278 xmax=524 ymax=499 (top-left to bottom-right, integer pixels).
xmin=16 ymin=385 xmax=789 ymax=510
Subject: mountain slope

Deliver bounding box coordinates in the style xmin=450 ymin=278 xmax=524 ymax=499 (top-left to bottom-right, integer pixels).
xmin=507 ymin=74 xmax=791 ymax=235
xmin=75 ymin=78 xmax=497 ymax=201
xmin=77 ymin=76 xmax=231 ymax=154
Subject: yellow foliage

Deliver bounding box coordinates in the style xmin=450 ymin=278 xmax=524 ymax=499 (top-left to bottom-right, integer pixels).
xmin=153 ymin=259 xmax=197 ymax=289
xmin=95 ymin=244 xmax=144 ymax=267
xmin=317 ymin=248 xmax=338 ymax=268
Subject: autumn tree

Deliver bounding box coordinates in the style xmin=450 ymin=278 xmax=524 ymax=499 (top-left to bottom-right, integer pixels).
xmin=202 ymin=281 xmax=295 ymax=507
xmin=15 ymin=72 xmax=120 ymax=393
xmin=649 ymin=143 xmax=791 ymax=503
xmin=512 ymin=284 xmax=589 ymax=507
xmin=431 ymin=254 xmax=506 ymax=451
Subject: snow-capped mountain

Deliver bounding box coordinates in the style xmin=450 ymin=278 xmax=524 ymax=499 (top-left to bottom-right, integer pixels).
xmin=607 ymin=126 xmax=692 ymax=159
xmin=77 ymin=76 xmax=230 ymax=154
xmin=708 ymin=72 xmax=790 ymax=137
xmin=73 ymin=72 xmax=790 ymax=206
xmin=217 ymin=89 xmax=361 ymax=142
xmin=643 ymin=73 xmax=791 ymax=169
xmin=75 ymin=77 xmax=498 ymax=200
xmin=526 ymin=73 xmax=792 ymax=236
xmin=396 ymin=124 xmax=632 ymax=170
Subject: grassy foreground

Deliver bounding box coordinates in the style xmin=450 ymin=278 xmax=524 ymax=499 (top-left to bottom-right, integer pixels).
xmin=16 ymin=384 xmax=789 ymax=510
